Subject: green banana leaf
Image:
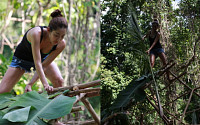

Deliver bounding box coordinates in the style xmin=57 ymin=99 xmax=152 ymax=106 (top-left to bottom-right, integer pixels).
xmin=110 ymin=74 xmax=151 ymax=111
xmin=4 ymin=91 xmax=76 ymax=124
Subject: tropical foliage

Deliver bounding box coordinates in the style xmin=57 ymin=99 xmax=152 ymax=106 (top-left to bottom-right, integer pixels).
xmin=0 ymin=91 xmax=76 ymax=124
xmin=101 ymin=0 xmax=200 ymax=124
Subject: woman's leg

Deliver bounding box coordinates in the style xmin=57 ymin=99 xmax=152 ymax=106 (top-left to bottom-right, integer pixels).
xmin=0 ymin=67 xmax=25 ymax=93
xmin=158 ymin=52 xmax=170 ymax=80
xmin=44 ymin=62 xmax=64 ymax=88
xmin=150 ymin=54 xmax=156 ymax=67
xmin=157 ymin=52 xmax=167 ymax=66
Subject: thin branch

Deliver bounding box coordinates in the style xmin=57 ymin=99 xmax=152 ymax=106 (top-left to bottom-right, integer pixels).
xmin=52 ymin=80 xmax=100 ymax=93
xmin=81 ymin=97 xmax=100 ymax=125
xmin=179 ymin=89 xmax=194 ymax=124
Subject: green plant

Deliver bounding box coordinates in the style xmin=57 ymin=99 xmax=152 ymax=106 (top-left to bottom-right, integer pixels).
xmin=0 ymin=91 xmax=76 ymax=124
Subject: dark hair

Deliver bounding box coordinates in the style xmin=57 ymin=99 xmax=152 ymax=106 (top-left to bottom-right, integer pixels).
xmin=48 ymin=9 xmax=68 ymax=31
xmin=152 ymin=19 xmax=159 ymax=25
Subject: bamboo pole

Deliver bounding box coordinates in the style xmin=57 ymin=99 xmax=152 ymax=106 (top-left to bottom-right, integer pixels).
xmin=81 ymin=97 xmax=100 ymax=125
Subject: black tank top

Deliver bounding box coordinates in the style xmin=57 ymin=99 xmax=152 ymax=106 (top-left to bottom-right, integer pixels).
xmin=149 ymin=32 xmax=162 ymax=49
xmin=14 ymin=26 xmax=57 ymax=62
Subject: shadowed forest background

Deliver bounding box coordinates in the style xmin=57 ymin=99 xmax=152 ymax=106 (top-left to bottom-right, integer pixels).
xmin=101 ymin=0 xmax=200 ymax=124
xmin=0 ymin=0 xmax=100 ymax=123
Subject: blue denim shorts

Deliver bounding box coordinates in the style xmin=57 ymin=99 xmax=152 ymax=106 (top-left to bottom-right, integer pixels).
xmin=150 ymin=48 xmax=165 ymax=57
xmin=10 ymin=56 xmax=48 ymax=73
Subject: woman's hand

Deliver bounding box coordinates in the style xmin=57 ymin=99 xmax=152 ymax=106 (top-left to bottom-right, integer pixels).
xmin=146 ymin=49 xmax=150 ymax=55
xmin=142 ymin=37 xmax=145 ymax=41
xmin=44 ymin=84 xmax=54 ymax=93
xmin=25 ymin=84 xmax=32 ymax=93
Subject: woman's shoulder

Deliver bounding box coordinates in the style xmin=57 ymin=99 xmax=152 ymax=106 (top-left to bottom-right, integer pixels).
xmin=26 ymin=27 xmax=42 ymax=42
xmin=28 ymin=27 xmax=42 ymax=35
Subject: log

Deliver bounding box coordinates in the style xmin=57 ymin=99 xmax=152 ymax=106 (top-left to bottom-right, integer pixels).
xmin=52 ymin=80 xmax=101 ymax=93
xmin=81 ymin=97 xmax=100 ymax=125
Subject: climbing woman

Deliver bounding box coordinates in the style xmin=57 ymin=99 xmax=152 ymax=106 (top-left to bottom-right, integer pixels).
xmin=142 ymin=19 xmax=170 ymax=80
xmin=0 ymin=9 xmax=67 ymax=94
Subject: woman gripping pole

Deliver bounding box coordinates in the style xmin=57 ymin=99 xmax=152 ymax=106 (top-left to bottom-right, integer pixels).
xmin=0 ymin=9 xmax=67 ymax=94
xmin=142 ymin=19 xmax=170 ymax=81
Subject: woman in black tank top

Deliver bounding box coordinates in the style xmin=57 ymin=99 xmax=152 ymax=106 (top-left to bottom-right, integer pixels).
xmin=142 ymin=19 xmax=170 ymax=81
xmin=0 ymin=9 xmax=68 ymax=95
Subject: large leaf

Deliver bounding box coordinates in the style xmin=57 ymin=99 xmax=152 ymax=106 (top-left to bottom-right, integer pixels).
xmin=110 ymin=74 xmax=151 ymax=111
xmin=3 ymin=106 xmax=31 ymax=122
xmin=9 ymin=91 xmax=49 ymax=109
xmin=38 ymin=94 xmax=75 ymax=119
xmin=9 ymin=91 xmax=76 ymax=124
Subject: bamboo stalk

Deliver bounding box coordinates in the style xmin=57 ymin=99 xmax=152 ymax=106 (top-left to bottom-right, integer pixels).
xmin=81 ymin=97 xmax=100 ymax=125
xmin=53 ymin=80 xmax=101 ymax=93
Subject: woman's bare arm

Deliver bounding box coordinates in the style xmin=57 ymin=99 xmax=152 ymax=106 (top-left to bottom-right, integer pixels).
xmin=26 ymin=27 xmax=52 ymax=92
xmin=25 ymin=33 xmax=66 ymax=92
